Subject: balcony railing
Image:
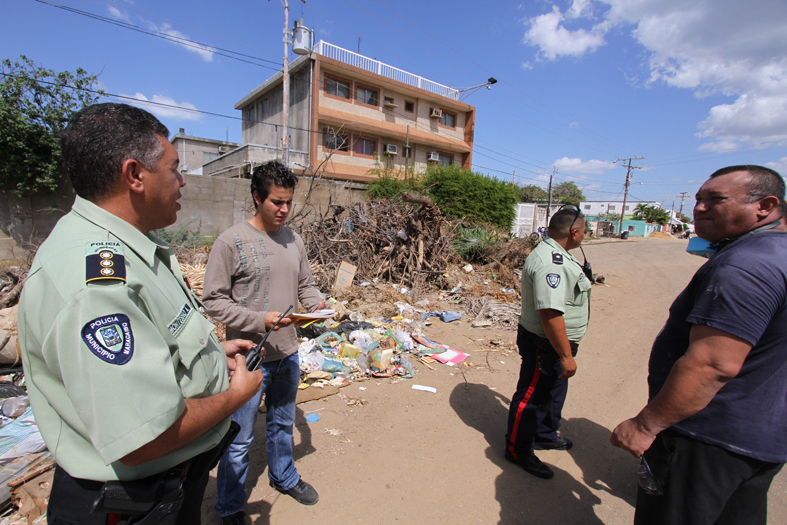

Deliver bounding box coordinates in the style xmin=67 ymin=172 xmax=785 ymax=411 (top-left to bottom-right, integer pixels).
xmin=314 ymin=40 xmax=459 ymax=101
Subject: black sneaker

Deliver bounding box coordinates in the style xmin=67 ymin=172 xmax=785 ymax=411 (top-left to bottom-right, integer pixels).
xmin=504 ymin=450 xmax=554 ymax=480
xmin=270 ymin=478 xmax=319 ymax=505
xmin=220 ymin=511 xmax=246 ymax=525
xmin=535 ymin=436 xmax=573 ymax=451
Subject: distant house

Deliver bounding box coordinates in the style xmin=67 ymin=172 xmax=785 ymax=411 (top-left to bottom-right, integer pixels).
xmin=204 ymin=40 xmax=476 ymax=181
xmin=579 ymin=200 xmax=660 ymax=217
xmin=170 ymin=130 xmax=240 ymax=175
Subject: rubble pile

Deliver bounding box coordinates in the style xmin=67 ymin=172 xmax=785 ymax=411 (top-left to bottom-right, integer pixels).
xmin=293 ymin=199 xmax=461 ymax=293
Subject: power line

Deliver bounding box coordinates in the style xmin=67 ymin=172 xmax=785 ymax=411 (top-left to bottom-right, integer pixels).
xmin=33 ymin=0 xmax=284 ymax=69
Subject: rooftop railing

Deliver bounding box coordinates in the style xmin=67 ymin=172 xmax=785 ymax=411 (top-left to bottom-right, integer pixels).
xmin=314 ymin=40 xmax=459 ymax=101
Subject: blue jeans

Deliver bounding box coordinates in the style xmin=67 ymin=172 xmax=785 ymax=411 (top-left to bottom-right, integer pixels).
xmin=215 ymin=353 xmax=301 ymax=517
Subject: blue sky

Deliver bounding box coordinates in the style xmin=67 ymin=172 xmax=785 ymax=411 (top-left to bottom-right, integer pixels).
xmin=4 ymin=0 xmax=787 ymax=207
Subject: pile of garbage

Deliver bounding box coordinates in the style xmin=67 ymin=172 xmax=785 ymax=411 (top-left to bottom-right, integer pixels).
xmin=294 ymin=302 xmax=469 ymax=390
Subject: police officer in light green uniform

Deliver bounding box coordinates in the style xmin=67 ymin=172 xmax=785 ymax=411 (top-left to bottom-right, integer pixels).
xmin=520 ymin=237 xmax=591 ymax=341
xmin=17 ymin=103 xmax=263 ymax=524
xmin=505 ymin=206 xmax=591 ymax=480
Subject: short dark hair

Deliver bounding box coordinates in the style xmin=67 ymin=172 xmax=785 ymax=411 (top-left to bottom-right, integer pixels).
xmin=250 ymin=160 xmax=298 ymax=207
xmin=710 ymin=165 xmax=785 ymax=214
xmin=548 ymin=206 xmax=583 ymax=234
xmin=61 ymin=103 xmax=169 ymax=202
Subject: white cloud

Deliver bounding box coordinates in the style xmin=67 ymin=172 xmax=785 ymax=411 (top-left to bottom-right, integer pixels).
xmin=123 ymin=93 xmax=202 ymax=122
xmin=145 ymin=22 xmax=214 ymax=62
xmin=525 ymin=0 xmax=787 ymax=149
xmin=106 ymin=5 xmax=129 ymax=22
xmin=553 ymin=157 xmax=616 ymax=174
xmin=524 ymin=6 xmax=608 ymax=60
xmin=765 ymin=157 xmax=787 ymax=175
xmin=521 ymin=61 xmax=534 ymax=71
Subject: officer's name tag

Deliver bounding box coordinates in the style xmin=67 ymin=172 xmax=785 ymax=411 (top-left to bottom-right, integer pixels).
xmin=82 ymin=314 xmax=134 ymax=365
xmin=168 ymin=303 xmax=193 ymax=337
xmin=85 ymin=242 xmax=126 ymax=283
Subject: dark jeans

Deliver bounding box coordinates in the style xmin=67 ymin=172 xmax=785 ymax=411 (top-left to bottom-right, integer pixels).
xmin=635 ymin=429 xmax=784 ymax=525
xmin=47 ymin=463 xmax=209 ymax=525
xmin=505 ymin=325 xmax=569 ymax=459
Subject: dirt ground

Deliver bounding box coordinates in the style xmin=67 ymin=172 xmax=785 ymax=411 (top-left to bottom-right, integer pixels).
xmin=199 ymin=238 xmax=787 ymax=525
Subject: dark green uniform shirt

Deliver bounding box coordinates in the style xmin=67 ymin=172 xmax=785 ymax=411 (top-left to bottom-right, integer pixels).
xmin=19 ymin=197 xmax=230 ymax=481
xmin=519 ymin=237 xmax=592 ymax=341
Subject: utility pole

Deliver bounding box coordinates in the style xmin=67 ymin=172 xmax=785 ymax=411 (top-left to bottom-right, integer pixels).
xmin=614 ymin=156 xmax=645 ymax=236
xmin=678 ymin=192 xmax=690 ymax=217
xmin=281 ymin=0 xmax=291 ymax=167
xmin=545 ymin=167 xmax=557 ymax=227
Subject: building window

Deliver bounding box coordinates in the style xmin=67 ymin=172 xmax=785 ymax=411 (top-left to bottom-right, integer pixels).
xmin=625 ymin=205 xmax=630 ymax=211
xmin=384 ymin=96 xmax=396 ymax=107
xmin=203 ymin=151 xmax=219 ymax=163
xmin=261 ymin=98 xmax=269 ymax=116
xmin=356 ymin=84 xmax=379 ymax=107
xmin=403 ymin=146 xmax=412 ymax=158
xmin=440 ymin=110 xmax=456 ymax=128
xmin=584 ymin=205 xmax=591 ymax=210
xmin=609 ymin=205 xmax=616 ymax=211
xmin=324 ymin=131 xmax=349 ymax=152
xmin=438 ymin=153 xmax=453 ymax=167
xmin=326 ymin=76 xmax=351 ymax=99
xmin=245 ymin=107 xmax=255 ymax=124
xmin=404 ymin=100 xmax=414 ymax=113
xmin=354 ymin=137 xmax=376 ymax=157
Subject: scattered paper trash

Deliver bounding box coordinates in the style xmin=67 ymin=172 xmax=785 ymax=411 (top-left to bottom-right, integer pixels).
xmin=305 ymin=413 xmax=320 ymax=422
xmin=412 ymin=385 xmax=437 ymax=393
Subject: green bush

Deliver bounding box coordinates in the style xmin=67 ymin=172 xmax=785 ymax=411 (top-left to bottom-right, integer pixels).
xmin=152 ymin=220 xmax=213 ymax=252
xmin=424 ymin=166 xmax=518 ymax=230
xmin=453 ymin=226 xmax=501 ymax=261
xmin=365 ymin=173 xmax=424 ymax=200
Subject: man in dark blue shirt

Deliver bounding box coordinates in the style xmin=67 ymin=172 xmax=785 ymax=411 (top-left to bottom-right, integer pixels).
xmin=611 ymin=165 xmax=786 ymax=525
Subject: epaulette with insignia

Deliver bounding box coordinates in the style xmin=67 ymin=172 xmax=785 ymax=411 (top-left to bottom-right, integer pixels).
xmin=552 ymin=252 xmax=564 ymax=265
xmin=86 ymin=241 xmax=126 ymax=284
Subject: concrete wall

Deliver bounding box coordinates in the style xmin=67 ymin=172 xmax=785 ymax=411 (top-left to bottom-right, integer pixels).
xmin=172 ymin=173 xmax=367 ymax=236
xmin=0 ymin=187 xmax=75 ymax=261
xmin=1 ymin=174 xmax=367 ymax=260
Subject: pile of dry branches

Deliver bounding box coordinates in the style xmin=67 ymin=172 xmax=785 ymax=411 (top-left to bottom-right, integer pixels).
xmin=293 ymin=196 xmax=460 ymax=293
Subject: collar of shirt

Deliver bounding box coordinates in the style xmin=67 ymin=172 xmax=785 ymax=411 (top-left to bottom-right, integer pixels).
xmin=543 ymin=237 xmax=581 ymax=267
xmin=71 ymin=196 xmax=171 ymax=267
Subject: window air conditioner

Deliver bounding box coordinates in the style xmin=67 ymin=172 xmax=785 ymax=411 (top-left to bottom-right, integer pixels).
xmin=384 ymin=144 xmax=398 ymax=155
xmin=218 ymin=146 xmax=227 ymax=153
xmin=428 ymin=152 xmax=440 ymax=162
xmin=430 ymin=108 xmax=443 ymax=119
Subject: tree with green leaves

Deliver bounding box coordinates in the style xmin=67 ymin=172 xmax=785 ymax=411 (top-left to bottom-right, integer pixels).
xmin=552 ymin=181 xmax=586 ymax=205
xmin=424 ymin=165 xmax=519 ymax=230
xmin=1 ymin=56 xmax=104 ymax=196
xmin=676 ymin=211 xmax=693 ymax=224
xmin=516 ymin=184 xmax=548 ymax=203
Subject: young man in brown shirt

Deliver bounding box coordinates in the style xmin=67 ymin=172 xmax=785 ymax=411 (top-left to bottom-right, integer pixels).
xmin=203 ymin=161 xmax=324 ymax=524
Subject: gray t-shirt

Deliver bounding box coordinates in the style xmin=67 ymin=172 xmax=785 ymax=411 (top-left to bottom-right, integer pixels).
xmin=202 ymin=221 xmax=322 ymax=362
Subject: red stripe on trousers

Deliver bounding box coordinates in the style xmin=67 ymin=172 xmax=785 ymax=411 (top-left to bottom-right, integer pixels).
xmin=508 ymin=352 xmax=541 ymax=460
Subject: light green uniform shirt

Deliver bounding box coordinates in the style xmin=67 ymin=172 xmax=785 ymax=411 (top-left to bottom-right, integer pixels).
xmin=18 ymin=197 xmax=230 ymax=481
xmin=519 ymin=237 xmax=592 ymax=342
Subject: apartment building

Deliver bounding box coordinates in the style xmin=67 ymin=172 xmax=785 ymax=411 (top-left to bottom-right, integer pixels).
xmin=205 ymin=41 xmax=475 ymax=181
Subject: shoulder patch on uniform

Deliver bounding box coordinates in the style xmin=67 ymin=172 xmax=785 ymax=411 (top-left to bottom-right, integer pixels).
xmin=81 ymin=314 xmax=134 ymax=365
xmin=552 ymin=252 xmax=563 ymax=265
xmin=168 ymin=303 xmax=193 ymax=337
xmin=546 ymin=273 xmax=561 ymax=288
xmin=85 ymin=242 xmax=126 ymax=284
